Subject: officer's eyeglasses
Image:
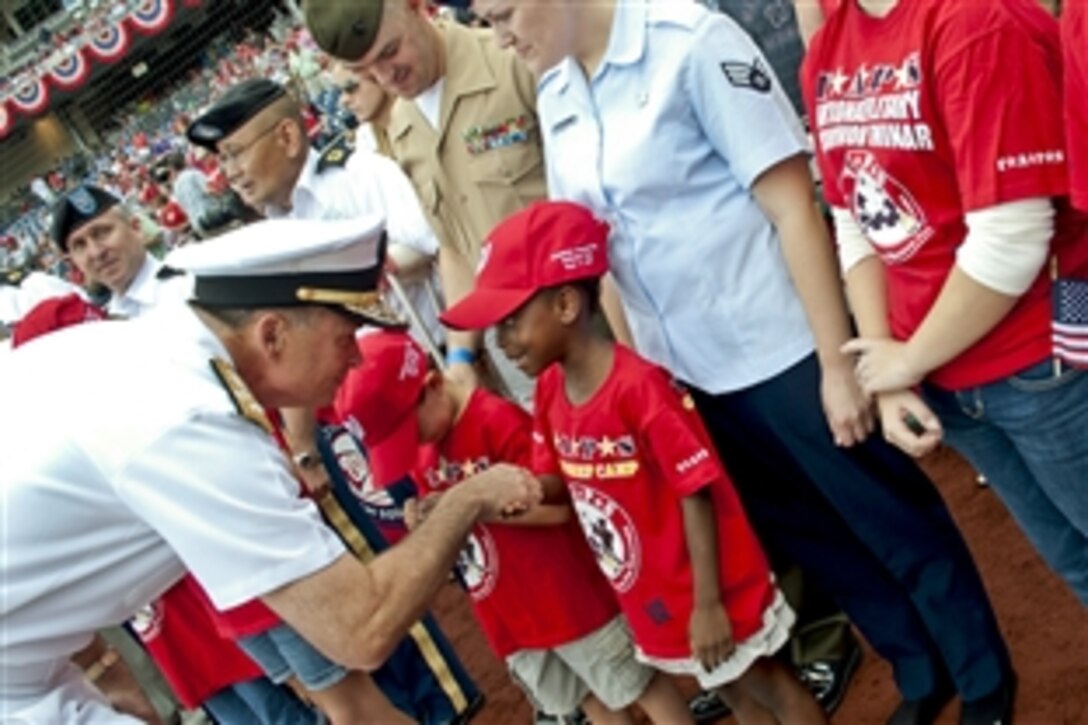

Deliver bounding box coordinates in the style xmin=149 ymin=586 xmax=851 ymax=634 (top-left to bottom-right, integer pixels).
xmin=218 ymin=121 xmax=281 ymax=167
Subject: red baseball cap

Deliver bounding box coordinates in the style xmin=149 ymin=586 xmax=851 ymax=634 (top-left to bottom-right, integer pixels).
xmin=334 ymin=330 xmax=428 ymax=487
xmin=12 ymin=294 xmax=106 ymax=348
xmin=440 ymin=201 xmax=610 ymax=331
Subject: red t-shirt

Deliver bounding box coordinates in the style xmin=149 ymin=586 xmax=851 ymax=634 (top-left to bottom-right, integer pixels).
xmin=531 ymin=347 xmax=774 ymax=660
xmin=132 ymin=577 xmax=262 ymax=708
xmin=415 ymin=389 xmax=617 ymax=658
xmin=158 ymin=200 xmax=189 ymax=230
xmin=1064 ymin=1 xmax=1088 ymax=212
xmin=803 ymin=0 xmax=1072 ymax=389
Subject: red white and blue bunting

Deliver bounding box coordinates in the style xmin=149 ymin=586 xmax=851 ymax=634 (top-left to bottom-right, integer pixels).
xmin=127 ymin=0 xmax=174 ymax=36
xmin=47 ymin=48 xmax=92 ymax=91
xmin=86 ymin=19 xmax=132 ymax=63
xmin=0 ymin=101 xmax=12 ymax=140
xmin=9 ymin=74 xmax=50 ymax=116
xmin=1 ymin=0 xmax=185 ymax=128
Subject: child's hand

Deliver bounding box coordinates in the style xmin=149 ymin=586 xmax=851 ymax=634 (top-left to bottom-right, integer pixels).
xmin=404 ymin=493 xmax=442 ymax=530
xmin=463 ymin=463 xmax=542 ymax=521
xmin=689 ymin=602 xmax=735 ymax=673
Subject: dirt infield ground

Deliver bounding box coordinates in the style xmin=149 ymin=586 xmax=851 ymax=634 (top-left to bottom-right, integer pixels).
xmin=429 ymin=446 xmax=1088 ymax=725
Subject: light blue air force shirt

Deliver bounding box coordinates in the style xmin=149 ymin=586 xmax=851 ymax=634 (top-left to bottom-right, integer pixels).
xmin=539 ymin=0 xmax=815 ymax=394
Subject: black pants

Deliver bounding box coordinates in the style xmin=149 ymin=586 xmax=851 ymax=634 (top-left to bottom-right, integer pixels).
xmin=690 ymin=353 xmax=1010 ymax=701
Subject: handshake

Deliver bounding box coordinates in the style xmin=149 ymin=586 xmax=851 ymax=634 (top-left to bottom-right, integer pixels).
xmin=404 ymin=464 xmax=543 ymax=530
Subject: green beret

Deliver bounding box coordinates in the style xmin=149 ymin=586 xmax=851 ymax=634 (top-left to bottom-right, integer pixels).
xmin=186 ymin=79 xmax=287 ymax=151
xmin=305 ymin=0 xmax=385 ymax=61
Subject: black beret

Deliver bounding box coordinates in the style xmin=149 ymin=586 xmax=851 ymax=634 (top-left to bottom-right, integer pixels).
xmin=52 ymin=185 xmax=121 ymax=252
xmin=305 ymin=0 xmax=384 ymax=62
xmin=186 ymin=79 xmax=287 ymax=151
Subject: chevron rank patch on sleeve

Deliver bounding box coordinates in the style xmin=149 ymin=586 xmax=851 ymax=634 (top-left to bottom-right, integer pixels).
xmin=721 ymin=58 xmax=772 ymax=94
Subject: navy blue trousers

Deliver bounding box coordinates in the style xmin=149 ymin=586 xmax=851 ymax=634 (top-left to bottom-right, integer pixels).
xmin=689 ymin=353 xmax=1011 ymax=702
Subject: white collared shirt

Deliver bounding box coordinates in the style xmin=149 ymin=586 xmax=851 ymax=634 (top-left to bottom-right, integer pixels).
xmin=268 ymin=148 xmax=444 ymax=346
xmin=538 ymin=0 xmax=815 ymax=393
xmin=0 ymin=304 xmax=344 ymax=717
xmin=107 ymin=254 xmax=193 ymax=319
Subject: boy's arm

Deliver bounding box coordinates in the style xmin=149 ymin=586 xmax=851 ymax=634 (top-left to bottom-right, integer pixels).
xmin=411 ymin=478 xmax=571 ymax=527
xmin=437 ymin=245 xmax=483 ymax=386
xmin=502 ymin=472 xmax=573 ymax=524
xmin=681 ymin=486 xmax=734 ymax=672
xmin=497 ymin=500 xmax=571 ymax=526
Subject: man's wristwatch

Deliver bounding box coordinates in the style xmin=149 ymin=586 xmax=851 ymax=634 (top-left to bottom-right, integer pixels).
xmin=293 ymin=450 xmax=321 ymax=470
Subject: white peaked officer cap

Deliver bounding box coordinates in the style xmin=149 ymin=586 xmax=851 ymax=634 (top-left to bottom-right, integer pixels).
xmin=166 ymin=216 xmax=405 ymax=327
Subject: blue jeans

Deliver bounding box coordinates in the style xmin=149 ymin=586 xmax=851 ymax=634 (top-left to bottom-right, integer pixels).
xmin=238 ymin=624 xmax=347 ymax=691
xmin=923 ymin=358 xmax=1088 ymax=605
xmin=203 ymin=676 xmax=320 ymax=725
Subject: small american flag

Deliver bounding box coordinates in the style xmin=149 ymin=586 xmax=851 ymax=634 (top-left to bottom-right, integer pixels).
xmin=1052 ymin=278 xmax=1088 ymax=367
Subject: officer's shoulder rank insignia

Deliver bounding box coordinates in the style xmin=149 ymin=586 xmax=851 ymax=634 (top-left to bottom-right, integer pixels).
xmin=317 ymin=136 xmax=355 ymax=173
xmin=210 ymin=357 xmax=273 ymax=434
xmin=721 ymin=58 xmax=772 ymax=94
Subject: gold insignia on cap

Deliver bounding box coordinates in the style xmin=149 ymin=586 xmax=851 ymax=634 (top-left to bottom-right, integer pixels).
xmin=296 ymin=286 xmax=407 ymax=328
xmin=210 ymin=357 xmax=274 ymax=434
xmin=296 ymin=287 xmax=382 ymax=307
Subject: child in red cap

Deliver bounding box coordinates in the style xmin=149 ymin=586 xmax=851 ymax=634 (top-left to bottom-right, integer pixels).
xmin=441 ymin=201 xmax=827 ymax=724
xmin=334 ymin=328 xmax=692 ymax=723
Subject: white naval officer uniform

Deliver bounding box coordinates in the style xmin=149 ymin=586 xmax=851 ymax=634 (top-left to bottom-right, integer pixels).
xmin=0 ymin=218 xmax=391 ymax=722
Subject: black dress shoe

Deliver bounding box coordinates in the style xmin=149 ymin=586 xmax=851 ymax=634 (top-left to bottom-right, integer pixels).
xmin=796 ymin=637 xmax=863 ymax=714
xmin=960 ymin=674 xmax=1016 ymax=725
xmin=688 ymin=689 xmax=732 ymax=724
xmin=886 ymin=687 xmax=955 ymax=725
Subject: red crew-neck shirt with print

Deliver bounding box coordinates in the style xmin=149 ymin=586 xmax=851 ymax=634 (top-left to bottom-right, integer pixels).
xmin=415 ymin=388 xmax=618 ymax=659
xmin=532 ymin=346 xmax=774 ymax=660
xmin=133 ymin=577 xmax=263 ymax=709
xmin=803 ymin=0 xmax=1073 ymax=389
xmin=1064 ymin=1 xmax=1088 ymax=212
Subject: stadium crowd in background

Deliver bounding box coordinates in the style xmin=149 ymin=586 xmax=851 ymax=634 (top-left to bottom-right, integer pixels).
xmin=1 ymin=1 xmax=1086 ymax=725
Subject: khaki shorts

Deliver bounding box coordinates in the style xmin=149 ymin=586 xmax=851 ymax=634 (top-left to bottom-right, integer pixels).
xmin=506 ymin=617 xmax=654 ymax=716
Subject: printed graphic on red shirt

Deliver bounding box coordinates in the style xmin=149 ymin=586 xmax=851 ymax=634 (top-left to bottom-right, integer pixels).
xmin=803 ymin=1 xmax=1064 ymax=388
xmin=423 ymin=452 xmax=500 ymax=601
xmin=841 ymin=150 xmax=931 ymax=263
xmin=569 ymin=481 xmax=641 ymax=594
xmin=533 ymin=348 xmax=774 ymax=659
xmin=814 ymin=52 xmax=931 ymax=154
xmin=416 ymin=390 xmax=617 ymax=658
xmin=130 ymin=601 xmax=165 ymax=640
xmin=332 ymin=427 xmax=398 ymax=514
xmin=457 ymin=528 xmax=499 ymax=600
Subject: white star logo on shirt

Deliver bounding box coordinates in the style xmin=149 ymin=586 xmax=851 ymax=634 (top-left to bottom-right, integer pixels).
xmin=893 ymin=63 xmax=915 ymax=90
xmin=828 ymin=69 xmax=849 ymax=96
xmin=597 ymin=436 xmax=618 ymax=457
